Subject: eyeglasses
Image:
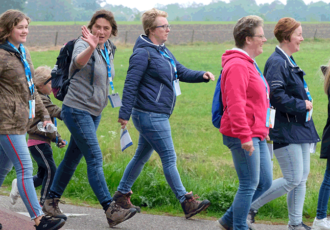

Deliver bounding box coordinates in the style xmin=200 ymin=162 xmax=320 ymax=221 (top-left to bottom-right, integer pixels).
xmin=253 ymin=35 xmax=266 ymax=39
xmin=156 ymin=24 xmax=171 ymax=30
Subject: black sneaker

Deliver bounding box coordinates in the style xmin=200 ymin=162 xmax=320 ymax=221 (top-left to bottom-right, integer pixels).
xmin=35 ymin=216 xmax=65 ymax=230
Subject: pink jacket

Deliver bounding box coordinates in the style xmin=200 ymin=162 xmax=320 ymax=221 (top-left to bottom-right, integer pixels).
xmin=220 ymin=49 xmax=270 ymax=144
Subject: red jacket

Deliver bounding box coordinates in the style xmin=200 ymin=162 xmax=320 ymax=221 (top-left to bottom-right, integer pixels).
xmin=220 ymin=49 xmax=270 ymax=144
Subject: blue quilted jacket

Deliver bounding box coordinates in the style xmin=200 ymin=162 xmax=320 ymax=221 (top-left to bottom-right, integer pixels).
xmin=119 ymin=35 xmax=208 ymax=120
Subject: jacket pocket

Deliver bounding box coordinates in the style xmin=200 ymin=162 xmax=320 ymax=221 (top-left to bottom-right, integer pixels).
xmin=155 ymin=83 xmax=164 ymax=102
xmin=246 ymin=112 xmax=256 ymax=127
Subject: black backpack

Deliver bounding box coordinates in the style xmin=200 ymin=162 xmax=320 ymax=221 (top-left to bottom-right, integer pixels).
xmin=46 ymin=38 xmax=116 ymax=101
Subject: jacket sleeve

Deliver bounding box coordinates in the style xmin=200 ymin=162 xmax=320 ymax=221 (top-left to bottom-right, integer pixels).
xmin=265 ymin=60 xmax=306 ymax=115
xmin=118 ymin=48 xmax=149 ymax=121
xmin=34 ymin=90 xmax=50 ymax=121
xmin=170 ymin=52 xmax=208 ymax=83
xmin=43 ymin=96 xmax=62 ymax=120
xmin=223 ymin=63 xmax=252 ymax=144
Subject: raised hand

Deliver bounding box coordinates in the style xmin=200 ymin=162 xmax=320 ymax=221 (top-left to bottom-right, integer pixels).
xmin=81 ymin=25 xmax=100 ymax=50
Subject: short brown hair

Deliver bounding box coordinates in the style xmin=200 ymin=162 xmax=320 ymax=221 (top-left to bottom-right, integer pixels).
xmin=142 ymin=8 xmax=168 ymax=36
xmin=0 ymin=10 xmax=30 ymax=44
xmin=34 ymin=66 xmax=51 ymax=88
xmin=87 ymin=10 xmax=117 ymax=37
xmin=233 ymin=15 xmax=264 ymax=49
xmin=274 ymin=17 xmax=300 ymax=43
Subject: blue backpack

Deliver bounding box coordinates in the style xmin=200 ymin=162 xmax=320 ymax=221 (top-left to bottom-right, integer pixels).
xmin=212 ymin=70 xmax=224 ymax=129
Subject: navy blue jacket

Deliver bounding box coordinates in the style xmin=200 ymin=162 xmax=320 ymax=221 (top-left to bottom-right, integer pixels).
xmin=265 ymin=47 xmax=320 ymax=144
xmin=119 ymin=35 xmax=208 ymax=120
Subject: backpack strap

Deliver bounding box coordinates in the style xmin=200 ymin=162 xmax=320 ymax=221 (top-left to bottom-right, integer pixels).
xmin=143 ymin=48 xmax=151 ymax=61
xmin=90 ymin=54 xmax=96 ymax=85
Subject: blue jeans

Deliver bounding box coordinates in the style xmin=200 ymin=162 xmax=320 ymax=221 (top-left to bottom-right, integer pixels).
xmin=117 ymin=108 xmax=187 ymax=203
xmin=0 ymin=134 xmax=43 ymax=219
xmin=50 ymin=105 xmax=112 ymax=204
xmin=316 ymin=158 xmax=330 ymax=219
xmin=251 ymin=143 xmax=310 ymax=225
xmin=220 ymin=135 xmax=272 ymax=230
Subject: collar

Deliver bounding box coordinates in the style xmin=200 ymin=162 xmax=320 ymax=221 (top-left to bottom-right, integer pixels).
xmin=276 ymin=45 xmax=296 ymax=67
xmin=140 ymin=35 xmax=165 ymax=47
xmin=232 ymin=47 xmax=260 ymax=66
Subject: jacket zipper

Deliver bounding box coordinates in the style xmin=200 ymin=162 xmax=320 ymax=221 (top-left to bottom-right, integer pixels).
xmin=161 ymin=54 xmax=175 ymax=114
xmin=156 ymin=84 xmax=164 ymax=102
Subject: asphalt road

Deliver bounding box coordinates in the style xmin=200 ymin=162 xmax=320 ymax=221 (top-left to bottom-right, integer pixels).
xmin=0 ymin=195 xmax=293 ymax=230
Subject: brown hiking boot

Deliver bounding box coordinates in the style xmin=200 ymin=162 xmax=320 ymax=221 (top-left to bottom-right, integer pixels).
xmin=105 ymin=201 xmax=137 ymax=227
xmin=113 ymin=191 xmax=141 ymax=213
xmin=181 ymin=192 xmax=210 ymax=219
xmin=42 ymin=197 xmax=67 ymax=220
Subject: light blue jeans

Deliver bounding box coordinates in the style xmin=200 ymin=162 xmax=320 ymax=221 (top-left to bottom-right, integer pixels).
xmin=117 ymin=108 xmax=188 ymax=203
xmin=0 ymin=134 xmax=43 ymax=219
xmin=220 ymin=135 xmax=273 ymax=230
xmin=250 ymin=143 xmax=310 ymax=225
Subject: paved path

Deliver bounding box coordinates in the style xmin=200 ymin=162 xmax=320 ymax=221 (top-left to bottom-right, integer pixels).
xmin=0 ymin=195 xmax=294 ymax=230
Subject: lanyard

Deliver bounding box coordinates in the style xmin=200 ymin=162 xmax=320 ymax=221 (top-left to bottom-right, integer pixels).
xmin=159 ymin=49 xmax=178 ymax=80
xmin=7 ymin=41 xmax=34 ymax=96
xmin=100 ymin=45 xmax=115 ymax=94
xmin=289 ymin=57 xmax=312 ymax=101
xmin=254 ymin=62 xmax=271 ymax=107
xmin=54 ymin=117 xmax=58 ymax=144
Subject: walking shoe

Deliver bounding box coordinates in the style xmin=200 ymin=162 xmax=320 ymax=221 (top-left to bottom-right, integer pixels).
xmin=312 ymin=217 xmax=330 ymax=230
xmin=288 ymin=222 xmax=311 ymax=230
xmin=105 ymin=201 xmax=137 ymax=228
xmin=181 ymin=192 xmax=210 ymax=219
xmin=35 ymin=216 xmax=65 ymax=230
xmin=113 ymin=191 xmax=141 ymax=213
xmin=42 ymin=198 xmax=67 ymax=220
xmin=216 ymin=219 xmax=233 ymax=230
xmin=0 ymin=222 xmax=2 ymax=230
xmin=247 ymin=209 xmax=258 ymax=224
xmin=10 ymin=178 xmax=20 ymax=205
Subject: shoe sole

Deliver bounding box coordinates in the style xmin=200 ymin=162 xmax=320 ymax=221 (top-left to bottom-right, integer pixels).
xmin=42 ymin=210 xmax=67 ymax=221
xmin=185 ymin=200 xmax=211 ymax=219
xmin=107 ymin=208 xmax=137 ymax=228
xmin=47 ymin=219 xmax=65 ymax=230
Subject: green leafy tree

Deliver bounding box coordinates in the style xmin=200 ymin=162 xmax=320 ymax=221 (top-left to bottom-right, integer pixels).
xmin=0 ymin=0 xmax=25 ymax=14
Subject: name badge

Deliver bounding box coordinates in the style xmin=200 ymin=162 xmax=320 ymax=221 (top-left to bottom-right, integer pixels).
xmin=29 ymin=100 xmax=35 ymax=119
xmin=266 ymin=108 xmax=276 ymax=128
xmin=173 ymin=79 xmax=181 ymax=96
xmin=310 ymin=143 xmax=317 ymax=154
xmin=306 ymin=108 xmax=313 ymax=122
xmin=108 ymin=93 xmax=122 ymax=108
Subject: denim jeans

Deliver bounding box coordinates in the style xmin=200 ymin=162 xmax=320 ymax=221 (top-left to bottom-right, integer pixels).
xmin=316 ymin=158 xmax=330 ymax=219
xmin=0 ymin=134 xmax=43 ymax=219
xmin=29 ymin=143 xmax=57 ymax=205
xmin=117 ymin=108 xmax=187 ymax=203
xmin=250 ymin=143 xmax=310 ymax=225
xmin=50 ymin=105 xmax=112 ymax=204
xmin=220 ymin=135 xmax=272 ymax=230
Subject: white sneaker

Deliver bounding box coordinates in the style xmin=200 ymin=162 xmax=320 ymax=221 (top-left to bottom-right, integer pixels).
xmin=312 ymin=217 xmax=330 ymax=230
xmin=9 ymin=179 xmax=20 ymax=205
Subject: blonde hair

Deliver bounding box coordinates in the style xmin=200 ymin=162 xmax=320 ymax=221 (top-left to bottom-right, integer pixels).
xmin=0 ymin=10 xmax=30 ymax=44
xmin=34 ymin=66 xmax=51 ymax=88
xmin=324 ymin=61 xmax=330 ymax=95
xmin=233 ymin=15 xmax=264 ymax=48
xmin=142 ymin=8 xmax=168 ymax=36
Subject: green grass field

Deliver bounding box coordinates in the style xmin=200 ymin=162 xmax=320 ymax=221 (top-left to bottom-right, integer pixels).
xmin=1 ymin=40 xmax=330 ymax=223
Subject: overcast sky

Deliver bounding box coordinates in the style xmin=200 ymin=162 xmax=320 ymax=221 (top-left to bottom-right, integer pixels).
xmin=105 ymin=0 xmax=330 ymax=11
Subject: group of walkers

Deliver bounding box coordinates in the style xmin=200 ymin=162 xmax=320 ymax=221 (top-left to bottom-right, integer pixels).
xmin=0 ymin=6 xmax=330 ymax=230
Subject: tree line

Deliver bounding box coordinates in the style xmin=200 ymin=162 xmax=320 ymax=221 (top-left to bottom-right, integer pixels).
xmin=2 ymin=0 xmax=330 ymax=22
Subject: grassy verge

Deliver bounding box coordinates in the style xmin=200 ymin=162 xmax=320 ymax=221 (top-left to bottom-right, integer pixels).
xmin=1 ymin=40 xmax=330 ymax=224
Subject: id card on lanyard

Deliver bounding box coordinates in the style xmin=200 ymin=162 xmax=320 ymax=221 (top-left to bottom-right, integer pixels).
xmin=159 ymin=49 xmax=181 ymax=96
xmin=254 ymin=62 xmax=275 ymax=128
xmin=7 ymin=41 xmax=35 ymax=118
xmin=100 ymin=45 xmax=122 ymax=108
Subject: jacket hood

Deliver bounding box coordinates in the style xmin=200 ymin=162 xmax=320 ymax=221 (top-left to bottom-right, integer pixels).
xmin=221 ymin=49 xmax=254 ymax=68
xmin=0 ymin=42 xmax=20 ymax=54
xmin=133 ymin=35 xmax=166 ymax=52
